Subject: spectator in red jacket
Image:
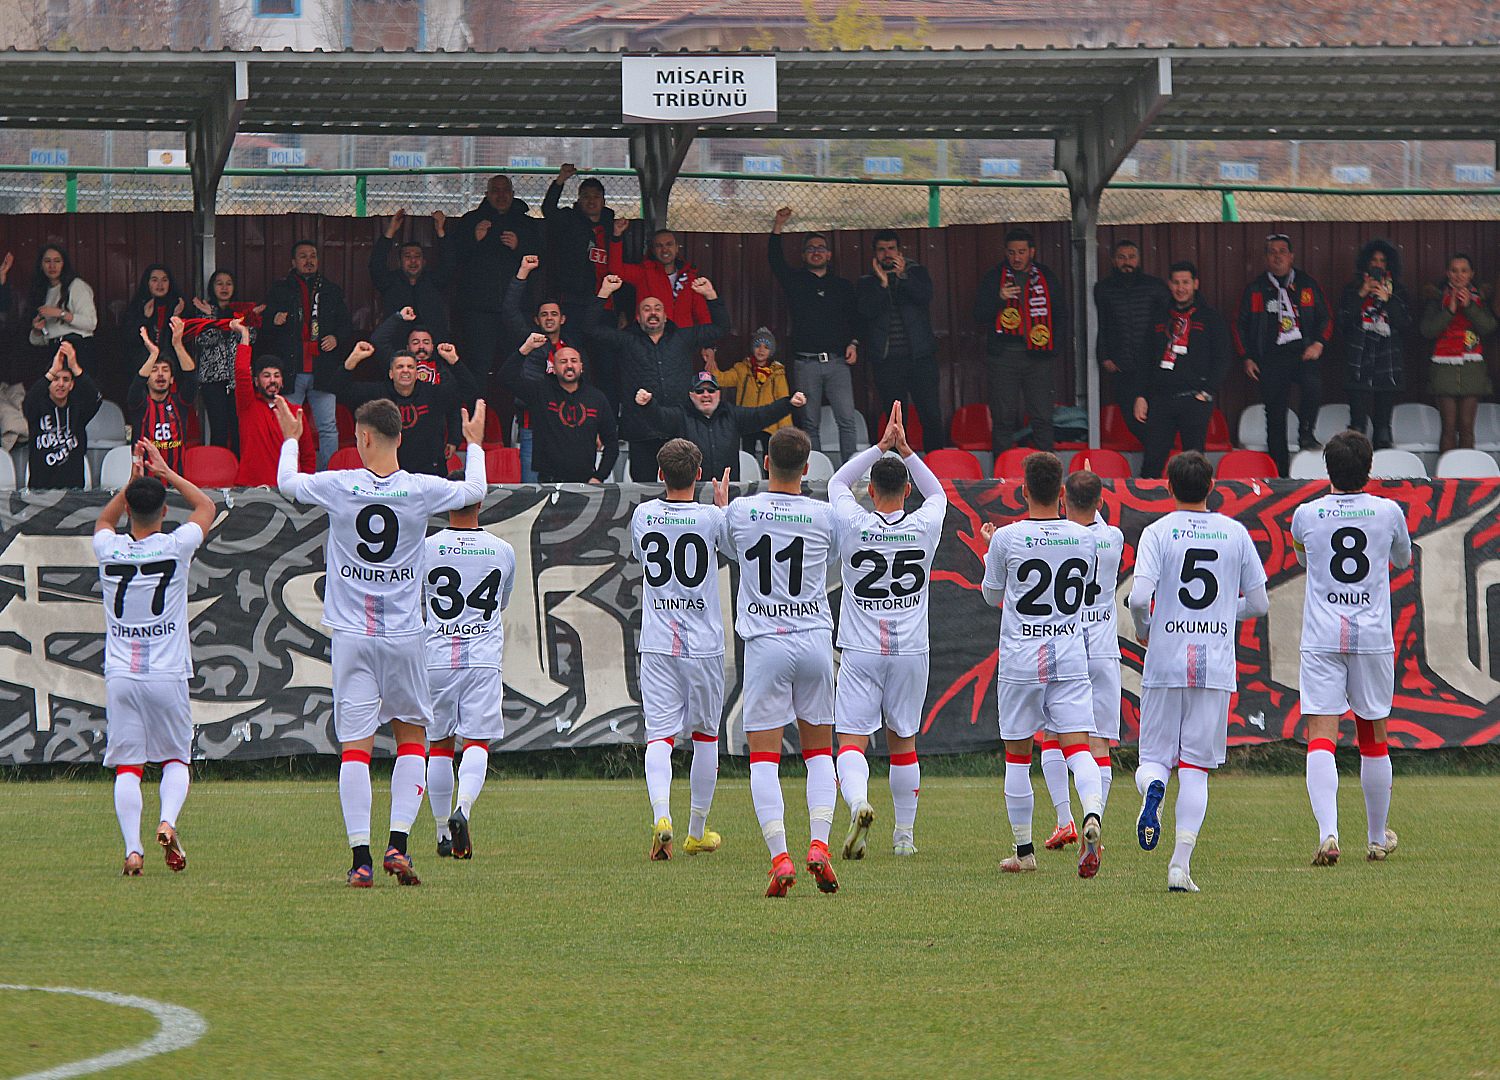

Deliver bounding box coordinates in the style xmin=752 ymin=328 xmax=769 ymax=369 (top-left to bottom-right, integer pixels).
xmin=231 ymin=319 xmax=316 ymax=485
xmin=607 ymin=221 xmax=713 ymax=362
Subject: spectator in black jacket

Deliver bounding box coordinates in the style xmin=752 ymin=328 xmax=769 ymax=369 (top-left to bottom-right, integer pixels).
xmin=369 ymin=208 xmax=453 ymax=342
xmin=1134 ymin=262 xmax=1233 ymax=479
xmin=1236 ymin=233 xmax=1333 ymax=475
xmin=26 ymin=340 xmax=101 ymax=489
xmin=452 ymin=175 xmax=543 ymax=382
xmin=121 ymin=264 xmax=186 ymax=368
xmin=127 ymin=320 xmax=198 ymax=476
xmin=370 ymin=307 xmax=464 ymax=458
xmin=500 ymin=333 xmax=617 ymax=483
xmin=541 ymin=164 xmax=617 ymax=323
xmin=634 ymin=372 xmax=804 ymax=482
xmin=857 ymin=229 xmax=944 ymax=450
xmin=1339 ymin=239 xmax=1412 ymax=449
xmin=259 ymin=241 xmax=351 ymax=470
xmin=973 ymin=227 xmax=1069 ymax=454
xmin=1094 ymin=239 xmax=1170 ymax=443
xmin=584 ymin=273 xmax=730 ymax=482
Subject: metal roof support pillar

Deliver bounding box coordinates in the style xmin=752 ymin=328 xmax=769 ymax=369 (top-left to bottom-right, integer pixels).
xmin=629 ymin=123 xmax=697 ymax=234
xmin=189 ymin=60 xmax=248 ymax=298
xmin=1055 ymin=56 xmax=1171 ymax=450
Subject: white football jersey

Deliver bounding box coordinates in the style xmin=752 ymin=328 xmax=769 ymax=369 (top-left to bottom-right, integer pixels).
xmin=1134 ymin=510 xmax=1266 ymax=690
xmin=280 ymin=441 xmax=486 ymax=637
xmin=1291 ymin=493 xmax=1411 ymax=654
xmin=1082 ymin=515 xmax=1125 ymax=660
xmin=724 ymin=491 xmax=837 ymax=640
xmin=93 ymin=522 xmax=204 ymax=681
xmin=830 ymin=485 xmax=945 ymax=655
xmin=423 ymin=527 xmax=516 ymax=670
xmin=631 ymin=499 xmax=727 ymax=658
xmin=983 ymin=517 xmax=1096 ymax=683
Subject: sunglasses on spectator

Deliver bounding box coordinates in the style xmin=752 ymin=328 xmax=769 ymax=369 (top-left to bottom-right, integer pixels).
xmin=1266 ymin=233 xmax=1292 ymax=244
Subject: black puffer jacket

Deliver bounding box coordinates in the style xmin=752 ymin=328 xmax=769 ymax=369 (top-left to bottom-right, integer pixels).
xmin=452 ymin=197 xmax=543 ymax=313
xmin=1339 ymin=239 xmax=1412 ymax=392
xmin=640 ymin=397 xmax=794 ymax=481
xmin=541 ymin=183 xmax=617 ymax=307
xmin=1093 ymin=269 xmax=1171 ymax=371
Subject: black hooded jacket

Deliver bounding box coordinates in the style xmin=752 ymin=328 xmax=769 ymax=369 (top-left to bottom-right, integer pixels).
xmin=1339 ymin=239 xmax=1412 ymax=392
xmin=1093 ymin=268 xmax=1171 ymax=371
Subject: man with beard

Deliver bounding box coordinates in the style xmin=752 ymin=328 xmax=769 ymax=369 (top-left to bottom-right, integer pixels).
xmin=500 ymin=333 xmax=617 ymax=483
xmin=260 ymin=241 xmax=350 ymax=470
xmin=608 ymin=221 xmax=713 ymax=368
xmin=370 ymin=306 xmax=464 ymax=459
xmin=127 ymin=318 xmax=198 ymax=476
xmin=1094 ymin=239 xmax=1170 ymax=443
xmin=857 ymin=230 xmax=944 ymax=449
xmin=231 ymin=319 xmax=316 ymax=486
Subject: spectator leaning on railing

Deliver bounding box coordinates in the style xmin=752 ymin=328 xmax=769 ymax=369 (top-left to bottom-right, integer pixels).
xmin=369 ymin=208 xmax=453 ymax=343
xmin=1094 ymin=238 xmax=1170 ymax=444
xmin=191 ymin=269 xmax=262 ymax=455
xmin=453 ymin=174 xmax=543 ymax=383
xmin=28 ymin=244 xmax=98 ymax=377
xmin=856 ymin=229 xmax=945 ymax=450
xmin=25 ymin=340 xmax=101 ymax=490
xmin=542 ymin=163 xmax=618 ymax=325
xmin=1338 ymin=239 xmax=1412 ymax=450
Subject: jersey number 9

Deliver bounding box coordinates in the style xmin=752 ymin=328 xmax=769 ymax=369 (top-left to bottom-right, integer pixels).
xmin=355 ymin=505 xmax=399 ymax=563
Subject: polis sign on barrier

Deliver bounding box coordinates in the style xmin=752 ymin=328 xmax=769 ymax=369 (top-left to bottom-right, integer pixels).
xmin=622 ymin=54 xmax=777 ymax=124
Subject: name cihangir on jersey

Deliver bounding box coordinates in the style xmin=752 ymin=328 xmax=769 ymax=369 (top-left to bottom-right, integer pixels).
xmin=93 ymin=522 xmax=204 ymax=680
xmin=1082 ymin=515 xmax=1125 ymax=660
xmin=423 ymin=527 xmax=516 ymax=671
xmin=631 ymin=499 xmax=727 ymax=658
xmin=1292 ymin=493 xmax=1411 ymax=654
xmin=831 ymin=492 xmax=944 ymax=655
xmin=983 ymin=518 xmax=1096 ymax=683
xmin=724 ymin=492 xmax=837 ymax=639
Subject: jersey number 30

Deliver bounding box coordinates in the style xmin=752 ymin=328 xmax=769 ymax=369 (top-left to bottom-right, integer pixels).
xmin=640 ymin=531 xmax=710 ymax=588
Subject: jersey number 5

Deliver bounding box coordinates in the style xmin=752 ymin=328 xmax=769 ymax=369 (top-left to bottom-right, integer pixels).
xmin=1178 ymin=548 xmax=1219 ymax=610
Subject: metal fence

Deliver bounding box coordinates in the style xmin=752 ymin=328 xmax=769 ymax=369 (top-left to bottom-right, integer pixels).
xmin=2 ymin=164 xmax=1500 ymax=226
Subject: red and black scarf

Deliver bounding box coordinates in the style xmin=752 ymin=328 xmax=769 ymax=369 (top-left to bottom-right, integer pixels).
xmin=1434 ymin=286 xmax=1483 ymax=363
xmin=996 ymin=264 xmax=1054 ymax=350
xmin=1161 ymin=307 xmax=1194 ymax=369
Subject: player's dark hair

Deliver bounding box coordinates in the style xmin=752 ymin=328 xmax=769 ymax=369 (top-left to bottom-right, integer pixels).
xmin=124 ymin=476 xmax=167 ymax=521
xmin=1023 ymin=451 xmax=1063 ymax=505
xmin=869 ymin=455 xmax=910 ymax=500
xmin=1064 ymin=469 xmax=1103 ymax=513
xmin=252 ymin=353 xmax=284 ymax=377
xmin=1166 ymin=450 xmax=1214 ymax=504
xmin=1324 ymin=429 xmax=1373 ymax=491
xmin=872 ymin=229 xmax=900 ymax=249
xmin=1168 ymin=259 xmax=1198 ymax=279
xmin=657 ymin=438 xmax=702 ymax=491
xmin=1004 ymin=226 xmax=1036 ymax=248
xmin=448 ymin=468 xmax=482 ymax=513
xmin=355 ymin=398 xmax=403 ymax=441
xmin=767 ymin=425 xmax=811 ymax=480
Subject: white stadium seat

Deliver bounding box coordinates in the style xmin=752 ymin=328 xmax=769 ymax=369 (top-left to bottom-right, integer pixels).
xmin=1435 ymin=449 xmax=1500 ymax=478
xmin=739 ymin=450 xmax=762 ymax=482
xmin=1238 ymin=404 xmax=1299 ymax=452
xmin=1390 ymin=402 xmax=1442 ymax=452
xmin=1288 ymin=450 xmax=1329 ymax=480
xmin=1314 ymin=403 xmax=1370 ymax=444
xmin=804 ymin=450 xmax=835 ymax=483
xmin=1473 ymin=403 xmax=1500 ymax=451
xmin=99 ymin=446 xmax=135 ymax=489
xmin=1369 ymin=448 xmax=1428 ymax=479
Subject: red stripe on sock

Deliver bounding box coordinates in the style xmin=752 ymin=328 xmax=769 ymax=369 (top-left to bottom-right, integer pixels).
xmin=428 ymin=747 xmax=455 ymax=759
xmin=1178 ymin=762 xmax=1211 ymax=773
xmin=1063 ymin=743 xmax=1090 ymax=759
xmin=395 ymin=742 xmax=425 ymax=758
xmin=1308 ymin=738 xmax=1336 ymax=755
xmin=837 ymin=744 xmax=865 ymax=757
xmin=1094 ymin=756 xmax=1111 ymax=768
xmin=116 ymin=765 xmax=144 ymax=778
xmin=1041 ymin=739 xmax=1062 ymax=752
xmin=462 ymin=741 xmax=489 ymax=753
xmin=802 ymin=746 xmax=833 ymax=761
xmin=691 ymin=732 xmax=717 ymax=743
xmin=341 ymin=748 xmax=372 ymax=765
xmin=749 ymin=752 xmax=781 ymax=765
xmin=1005 ymin=752 xmax=1032 ymax=765
xmin=160 ymin=758 xmax=188 ymax=768
xmin=648 ymin=737 xmax=675 ymax=749
xmin=890 ymin=751 xmax=918 ymax=767
xmin=1361 ymin=742 xmax=1389 ymax=758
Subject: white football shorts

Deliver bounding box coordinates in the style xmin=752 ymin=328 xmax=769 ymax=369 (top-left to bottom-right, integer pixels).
xmin=639 ymin=652 xmax=726 ymax=742
xmin=995 ymin=677 xmax=1092 ymax=742
xmin=1089 ymin=656 xmax=1123 ymax=741
xmin=1137 ymin=686 xmax=1232 ymax=770
xmin=427 ymin=666 xmax=507 ymax=743
xmin=741 ymin=629 xmax=835 ymax=732
xmin=1298 ymin=650 xmax=1394 ymax=721
xmin=834 ymin=649 xmax=929 ymax=738
xmin=331 ymin=630 xmax=434 ymax=742
xmin=104 ymin=677 xmax=192 ymax=767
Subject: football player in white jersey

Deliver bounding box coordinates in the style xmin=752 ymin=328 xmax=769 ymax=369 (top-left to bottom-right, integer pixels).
xmin=724 ymin=425 xmax=841 ymax=897
xmin=630 ymin=439 xmax=730 ymax=860
xmin=276 ymin=396 xmax=487 ymax=887
xmin=828 ymin=402 xmax=946 ymax=859
xmin=93 ymin=441 xmax=216 ymax=876
xmin=980 ymin=452 xmax=1107 ymax=878
xmin=422 ymin=468 xmax=515 ymax=861
xmin=1290 ymin=430 xmax=1411 ymax=865
xmin=1129 ymin=451 xmax=1269 ymax=892
xmin=1038 ymin=471 xmax=1126 ymax=851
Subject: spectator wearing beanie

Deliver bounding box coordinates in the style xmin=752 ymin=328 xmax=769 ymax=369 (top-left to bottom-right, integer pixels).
xmin=716 ymin=327 xmax=791 ymax=458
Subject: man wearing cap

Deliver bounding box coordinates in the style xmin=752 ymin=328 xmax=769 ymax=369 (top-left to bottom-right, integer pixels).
xmin=716 ymin=327 xmax=791 ymax=459
xmin=634 ymin=371 xmax=805 ymax=482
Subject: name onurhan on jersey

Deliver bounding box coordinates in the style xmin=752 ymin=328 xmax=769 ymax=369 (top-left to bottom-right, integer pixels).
xmin=747 ymin=600 xmax=821 ymax=618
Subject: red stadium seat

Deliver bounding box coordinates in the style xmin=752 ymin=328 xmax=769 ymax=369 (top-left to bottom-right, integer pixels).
xmin=181 ymin=445 xmax=239 ymax=487
xmin=328 ymin=447 xmax=364 ymax=471
xmin=876 ymin=405 xmax=925 ymax=452
xmin=1215 ymin=449 xmax=1278 ymax=480
xmin=447 ymin=453 xmax=462 ymax=474
xmin=484 ymin=405 xmax=507 ymax=447
xmin=1069 ymin=449 xmax=1132 ymax=479
xmin=949 ymin=403 xmax=992 ymax=451
xmin=1205 ymin=408 xmax=1233 ymax=452
xmin=994 ymin=447 xmax=1033 ymax=478
xmin=181 ymin=402 xmax=202 ymax=447
xmin=1100 ymin=404 xmax=1142 ymax=452
xmin=336 ymin=403 xmax=356 ymax=448
xmin=485 ymin=447 xmax=522 ymax=484
xmin=922 ymin=449 xmax=985 ymax=480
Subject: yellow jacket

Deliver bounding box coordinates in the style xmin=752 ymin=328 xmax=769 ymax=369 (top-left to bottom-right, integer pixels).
xmin=716 ymin=359 xmax=791 ymax=434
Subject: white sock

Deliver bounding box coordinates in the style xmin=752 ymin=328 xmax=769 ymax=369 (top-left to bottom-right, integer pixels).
xmin=1004 ymin=754 xmax=1034 ymax=849
xmin=749 ymin=754 xmax=788 ymax=857
xmin=456 ymin=743 xmax=488 ymax=815
xmin=1096 ymin=757 xmax=1113 ymax=813
xmin=645 ymin=738 xmax=674 ymax=825
xmin=804 ymin=749 xmax=836 ymax=847
xmin=1039 ymin=742 xmax=1073 ymax=827
xmin=114 ymin=767 xmax=144 ymax=856
xmin=1361 ymin=746 xmax=1393 ymax=846
xmin=1306 ymin=740 xmax=1339 ymax=842
xmin=158 ymin=760 xmax=190 ymax=828
xmin=427 ymin=750 xmax=455 ymax=839
xmin=836 ymin=744 xmax=870 ymax=816
xmin=1064 ymin=745 xmax=1104 ymax=820
xmin=688 ymin=733 xmax=718 ymax=838
xmin=1172 ymin=766 xmax=1210 ymax=872
xmin=1136 ymin=760 xmax=1171 ymax=795
xmin=339 ymin=751 xmax=373 ymax=848
xmin=889 ymin=752 xmax=920 ymax=834
xmin=388 ymin=745 xmax=427 ymax=836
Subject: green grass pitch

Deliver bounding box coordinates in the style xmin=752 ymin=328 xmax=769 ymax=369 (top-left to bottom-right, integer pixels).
xmin=3 ymin=772 xmax=1497 ymax=1079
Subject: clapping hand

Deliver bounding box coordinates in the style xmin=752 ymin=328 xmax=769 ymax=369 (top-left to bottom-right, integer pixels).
xmin=878 ymin=400 xmax=902 ymax=452
xmin=139 ymin=326 xmax=160 ymax=363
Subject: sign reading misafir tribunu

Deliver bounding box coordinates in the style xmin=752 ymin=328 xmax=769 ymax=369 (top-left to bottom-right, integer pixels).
xmin=621 ymin=54 xmax=777 ymax=124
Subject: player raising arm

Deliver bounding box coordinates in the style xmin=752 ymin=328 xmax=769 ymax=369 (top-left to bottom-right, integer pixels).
xmin=1129 ymin=451 xmax=1269 ymax=892
xmin=1291 ymin=430 xmax=1411 ymax=865
xmin=277 ymin=394 xmax=487 ymax=887
xmin=93 ymin=441 xmax=216 ymax=876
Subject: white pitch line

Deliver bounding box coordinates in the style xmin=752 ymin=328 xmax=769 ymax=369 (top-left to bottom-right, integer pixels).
xmin=1 ymin=985 xmax=206 ymax=1079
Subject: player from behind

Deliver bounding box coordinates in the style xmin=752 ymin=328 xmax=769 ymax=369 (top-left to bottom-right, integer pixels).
xmin=277 ymin=395 xmax=488 ymax=887
xmin=724 ymin=425 xmax=841 ymax=897
xmin=1129 ymin=451 xmax=1269 ymax=892
xmin=93 ymin=441 xmax=216 ymax=875
xmin=980 ymin=452 xmax=1106 ymax=878
xmin=1291 ymin=430 xmax=1410 ymax=865
xmin=422 ymin=469 xmax=515 ymax=861
xmin=630 ymin=439 xmax=730 ymax=860
xmin=828 ymin=402 xmax=946 ymax=859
